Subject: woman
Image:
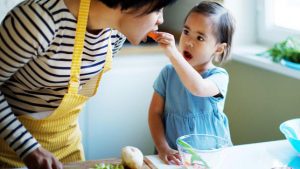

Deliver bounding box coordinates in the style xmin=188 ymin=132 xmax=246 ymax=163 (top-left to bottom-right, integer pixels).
xmin=0 ymin=0 xmax=177 ymax=168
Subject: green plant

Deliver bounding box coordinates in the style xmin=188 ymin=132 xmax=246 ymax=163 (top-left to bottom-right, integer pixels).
xmin=259 ymin=37 xmax=300 ymax=63
xmin=92 ymin=163 xmax=124 ymax=169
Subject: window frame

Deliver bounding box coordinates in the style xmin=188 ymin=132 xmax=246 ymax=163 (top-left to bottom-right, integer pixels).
xmin=257 ymin=0 xmax=300 ymax=45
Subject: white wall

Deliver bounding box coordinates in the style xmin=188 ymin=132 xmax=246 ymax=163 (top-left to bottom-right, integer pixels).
xmin=161 ymin=0 xmax=200 ymax=33
xmin=161 ymin=0 xmax=258 ymax=46
xmin=0 ymin=0 xmax=24 ymax=22
xmin=79 ymin=54 xmax=169 ymax=159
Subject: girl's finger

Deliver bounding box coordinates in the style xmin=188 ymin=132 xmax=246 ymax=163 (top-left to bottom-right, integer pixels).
xmin=164 ymin=156 xmax=170 ymax=165
xmin=160 ymin=154 xmax=169 ymax=164
xmin=167 ymin=154 xmax=182 ymax=165
xmin=159 ymin=39 xmax=171 ymax=45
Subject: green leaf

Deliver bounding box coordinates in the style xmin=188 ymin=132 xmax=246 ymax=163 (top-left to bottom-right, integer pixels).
xmin=261 ymin=37 xmax=300 ymax=63
xmin=177 ymin=139 xmax=210 ymax=168
xmin=91 ymin=163 xmax=125 ymax=169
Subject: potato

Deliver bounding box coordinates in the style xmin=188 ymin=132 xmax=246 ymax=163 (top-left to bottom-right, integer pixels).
xmin=121 ymin=146 xmax=143 ymax=169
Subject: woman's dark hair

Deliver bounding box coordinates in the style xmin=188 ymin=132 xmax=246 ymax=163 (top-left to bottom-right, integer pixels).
xmin=185 ymin=1 xmax=235 ymax=63
xmin=99 ymin=0 xmax=177 ymax=15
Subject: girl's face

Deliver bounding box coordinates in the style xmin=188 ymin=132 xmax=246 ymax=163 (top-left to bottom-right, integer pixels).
xmin=179 ymin=12 xmax=225 ymax=72
xmin=119 ymin=7 xmax=164 ymax=45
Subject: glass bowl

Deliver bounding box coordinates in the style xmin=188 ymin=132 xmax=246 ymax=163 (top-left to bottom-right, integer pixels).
xmin=176 ymin=134 xmax=231 ymax=169
xmin=279 ymin=118 xmax=300 ymax=153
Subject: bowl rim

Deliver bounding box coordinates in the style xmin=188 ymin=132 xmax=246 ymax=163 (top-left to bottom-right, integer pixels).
xmin=280 ymin=118 xmax=300 ymax=124
xmin=176 ymin=134 xmax=231 ymax=153
xmin=279 ymin=118 xmax=300 ymax=140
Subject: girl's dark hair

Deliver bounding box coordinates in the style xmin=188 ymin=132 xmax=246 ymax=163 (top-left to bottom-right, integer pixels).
xmin=99 ymin=0 xmax=177 ymax=15
xmin=185 ymin=1 xmax=235 ymax=63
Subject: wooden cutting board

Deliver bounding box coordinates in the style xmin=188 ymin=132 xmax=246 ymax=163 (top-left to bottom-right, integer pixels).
xmin=144 ymin=155 xmax=183 ymax=169
xmin=64 ymin=158 xmax=154 ymax=169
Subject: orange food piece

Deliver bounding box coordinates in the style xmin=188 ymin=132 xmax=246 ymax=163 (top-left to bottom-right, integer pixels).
xmin=147 ymin=32 xmax=159 ymax=40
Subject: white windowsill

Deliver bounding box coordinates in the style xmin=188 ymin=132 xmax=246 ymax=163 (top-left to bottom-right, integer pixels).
xmin=232 ymin=44 xmax=300 ymax=80
xmin=120 ymin=44 xmax=300 ymax=80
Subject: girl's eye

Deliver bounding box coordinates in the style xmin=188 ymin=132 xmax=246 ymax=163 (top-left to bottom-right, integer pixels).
xmin=183 ymin=29 xmax=189 ymax=35
xmin=197 ymin=36 xmax=204 ymax=41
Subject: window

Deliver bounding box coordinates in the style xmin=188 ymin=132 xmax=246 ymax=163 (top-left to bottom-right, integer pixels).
xmin=257 ymin=0 xmax=300 ymax=45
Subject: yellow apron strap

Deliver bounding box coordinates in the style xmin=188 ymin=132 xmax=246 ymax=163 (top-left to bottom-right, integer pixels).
xmin=68 ymin=0 xmax=113 ymax=95
xmin=78 ymin=33 xmax=113 ymax=97
xmin=91 ymin=35 xmax=113 ymax=95
xmin=68 ymin=0 xmax=91 ymax=94
xmin=103 ymin=36 xmax=113 ymax=72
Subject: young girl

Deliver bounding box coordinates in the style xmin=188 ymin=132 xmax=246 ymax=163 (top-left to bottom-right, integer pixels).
xmin=148 ymin=1 xmax=235 ymax=165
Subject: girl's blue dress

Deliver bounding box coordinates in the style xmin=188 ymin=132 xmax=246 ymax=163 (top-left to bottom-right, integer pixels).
xmin=153 ymin=65 xmax=232 ymax=149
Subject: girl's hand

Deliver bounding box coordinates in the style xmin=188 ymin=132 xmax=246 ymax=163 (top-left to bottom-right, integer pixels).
xmin=149 ymin=32 xmax=178 ymax=59
xmin=157 ymin=147 xmax=182 ymax=165
xmin=154 ymin=32 xmax=176 ymax=47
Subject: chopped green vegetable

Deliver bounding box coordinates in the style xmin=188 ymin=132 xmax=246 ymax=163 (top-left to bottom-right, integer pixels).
xmin=257 ymin=37 xmax=300 ymax=63
xmin=90 ymin=163 xmax=125 ymax=169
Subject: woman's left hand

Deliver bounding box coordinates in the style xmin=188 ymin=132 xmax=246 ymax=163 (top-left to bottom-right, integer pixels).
xmin=23 ymin=147 xmax=63 ymax=169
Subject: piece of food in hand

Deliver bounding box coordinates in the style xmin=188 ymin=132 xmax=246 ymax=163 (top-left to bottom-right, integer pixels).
xmin=147 ymin=32 xmax=159 ymax=40
xmin=121 ymin=146 xmax=144 ymax=169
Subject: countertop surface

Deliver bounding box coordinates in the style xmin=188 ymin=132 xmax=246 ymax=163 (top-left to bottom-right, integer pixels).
xmin=145 ymin=140 xmax=300 ymax=169
xmin=7 ymin=140 xmax=299 ymax=169
xmin=8 ymin=159 xmax=152 ymax=169
xmin=64 ymin=158 xmax=152 ymax=169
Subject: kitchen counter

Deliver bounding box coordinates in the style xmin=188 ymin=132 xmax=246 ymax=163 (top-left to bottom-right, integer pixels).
xmin=8 ymin=159 xmax=152 ymax=169
xmin=8 ymin=140 xmax=299 ymax=169
xmin=145 ymin=140 xmax=300 ymax=169
xmin=64 ymin=159 xmax=152 ymax=169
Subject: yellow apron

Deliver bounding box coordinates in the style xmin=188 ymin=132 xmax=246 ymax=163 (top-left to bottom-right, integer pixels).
xmin=0 ymin=0 xmax=112 ymax=167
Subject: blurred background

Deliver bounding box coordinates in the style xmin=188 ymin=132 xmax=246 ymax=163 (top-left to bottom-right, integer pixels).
xmin=1 ymin=0 xmax=300 ymax=160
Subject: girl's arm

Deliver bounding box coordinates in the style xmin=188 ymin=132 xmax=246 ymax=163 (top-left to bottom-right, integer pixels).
xmin=154 ymin=32 xmax=220 ymax=97
xmin=148 ymin=92 xmax=168 ymax=153
xmin=148 ymin=92 xmax=181 ymax=165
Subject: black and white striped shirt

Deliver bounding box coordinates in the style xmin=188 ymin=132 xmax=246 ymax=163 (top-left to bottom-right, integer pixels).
xmin=0 ymin=0 xmax=126 ymax=159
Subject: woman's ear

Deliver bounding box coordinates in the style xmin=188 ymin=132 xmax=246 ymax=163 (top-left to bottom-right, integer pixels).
xmin=215 ymin=43 xmax=227 ymax=56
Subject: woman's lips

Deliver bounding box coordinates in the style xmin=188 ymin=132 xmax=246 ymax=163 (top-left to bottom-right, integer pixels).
xmin=183 ymin=51 xmax=193 ymax=61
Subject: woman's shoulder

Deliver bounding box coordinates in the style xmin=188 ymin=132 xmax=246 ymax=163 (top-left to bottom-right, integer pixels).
xmin=11 ymin=0 xmax=65 ymax=15
xmin=111 ymin=29 xmax=127 ymax=43
xmin=7 ymin=0 xmax=60 ymax=27
xmin=111 ymin=29 xmax=126 ymax=38
xmin=2 ymin=0 xmax=62 ymax=52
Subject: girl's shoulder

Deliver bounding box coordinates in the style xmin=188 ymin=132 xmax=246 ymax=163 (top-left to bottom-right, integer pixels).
xmin=163 ymin=64 xmax=175 ymax=71
xmin=204 ymin=67 xmax=228 ymax=76
xmin=160 ymin=64 xmax=176 ymax=74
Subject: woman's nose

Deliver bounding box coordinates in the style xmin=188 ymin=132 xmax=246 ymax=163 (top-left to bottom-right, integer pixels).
xmin=157 ymin=11 xmax=164 ymax=25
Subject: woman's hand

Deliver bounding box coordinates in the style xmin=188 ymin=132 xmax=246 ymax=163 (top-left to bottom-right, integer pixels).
xmin=157 ymin=147 xmax=182 ymax=165
xmin=23 ymin=147 xmax=63 ymax=169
